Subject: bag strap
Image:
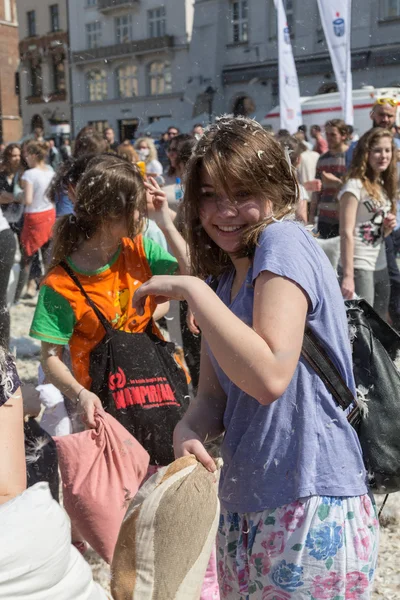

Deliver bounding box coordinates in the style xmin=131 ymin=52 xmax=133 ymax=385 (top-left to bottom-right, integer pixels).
xmin=61 ymin=260 xmax=155 ymax=338
xmin=60 ymin=261 xmax=112 ymax=333
xmin=302 ymin=328 xmax=360 ymax=427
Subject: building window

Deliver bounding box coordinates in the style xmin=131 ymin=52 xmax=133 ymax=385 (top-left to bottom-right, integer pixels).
xmin=28 ymin=58 xmax=42 ymax=97
xmin=86 ymin=0 xmax=97 ymax=5
xmin=50 ymin=5 xmax=60 ymax=32
xmin=269 ymin=0 xmax=294 ymax=40
xmin=148 ymin=7 xmax=166 ymax=38
xmin=27 ymin=10 xmax=36 ymax=37
xmin=86 ymin=21 xmax=102 ymax=49
xmin=380 ymin=0 xmax=400 ymax=18
xmin=52 ymin=56 xmax=66 ymax=93
xmin=115 ymin=14 xmax=133 ymax=43
xmin=4 ymin=0 xmax=12 ymax=21
xmin=88 ymin=120 xmax=109 ymax=134
xmin=116 ymin=64 xmax=138 ymax=98
xmin=148 ymin=61 xmax=171 ymax=95
xmin=231 ymin=1 xmax=248 ymax=43
xmin=86 ymin=69 xmax=107 ymax=101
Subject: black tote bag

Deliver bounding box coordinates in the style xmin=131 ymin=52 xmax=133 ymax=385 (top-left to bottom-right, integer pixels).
xmin=303 ymin=298 xmax=400 ymax=494
xmin=61 ymin=262 xmax=190 ymax=466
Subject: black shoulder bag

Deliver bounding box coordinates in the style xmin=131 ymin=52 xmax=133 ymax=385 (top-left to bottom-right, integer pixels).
xmin=302 ymin=298 xmax=400 ymax=500
xmin=61 ymin=262 xmax=190 ymax=466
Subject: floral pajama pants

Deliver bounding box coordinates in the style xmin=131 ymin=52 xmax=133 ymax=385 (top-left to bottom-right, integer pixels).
xmin=217 ymin=494 xmax=379 ymax=600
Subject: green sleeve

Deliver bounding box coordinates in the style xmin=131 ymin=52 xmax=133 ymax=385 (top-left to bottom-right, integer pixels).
xmin=30 ymin=285 xmax=76 ymax=345
xmin=142 ymin=236 xmax=178 ymax=276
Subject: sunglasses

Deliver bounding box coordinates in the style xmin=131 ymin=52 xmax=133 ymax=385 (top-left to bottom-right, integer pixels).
xmin=374 ymin=97 xmax=398 ymax=107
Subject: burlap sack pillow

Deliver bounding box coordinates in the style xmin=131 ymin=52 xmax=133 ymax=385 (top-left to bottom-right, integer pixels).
xmin=111 ymin=455 xmax=221 ymax=600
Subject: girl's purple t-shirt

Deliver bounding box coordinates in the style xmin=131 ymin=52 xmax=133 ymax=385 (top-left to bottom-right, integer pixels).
xmin=208 ymin=220 xmax=367 ymax=513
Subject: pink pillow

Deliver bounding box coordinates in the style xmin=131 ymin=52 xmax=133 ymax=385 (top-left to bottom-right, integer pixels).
xmin=55 ymin=411 xmax=149 ymax=564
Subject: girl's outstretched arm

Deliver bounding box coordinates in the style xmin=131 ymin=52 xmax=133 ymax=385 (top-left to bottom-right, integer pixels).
xmin=174 ymin=339 xmax=226 ymax=472
xmin=133 ymin=272 xmax=308 ymax=405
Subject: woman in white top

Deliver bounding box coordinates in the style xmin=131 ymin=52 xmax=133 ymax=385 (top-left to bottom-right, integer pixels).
xmin=339 ymin=127 xmax=397 ymax=317
xmin=134 ymin=137 xmax=163 ymax=178
xmin=14 ymin=141 xmax=55 ymax=301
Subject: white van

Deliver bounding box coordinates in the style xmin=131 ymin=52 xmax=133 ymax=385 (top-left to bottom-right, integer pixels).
xmin=261 ymin=86 xmax=400 ymax=135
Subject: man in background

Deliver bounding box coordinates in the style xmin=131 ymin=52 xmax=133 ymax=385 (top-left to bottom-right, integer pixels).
xmin=346 ymin=98 xmax=400 ymax=167
xmin=104 ymin=127 xmax=119 ymax=152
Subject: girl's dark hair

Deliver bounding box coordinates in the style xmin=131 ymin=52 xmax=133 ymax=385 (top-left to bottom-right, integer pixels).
xmin=73 ymin=131 xmax=108 ymax=158
xmin=0 ymin=143 xmax=20 ymax=174
xmin=177 ymin=137 xmax=197 ymax=171
xmin=345 ymin=127 xmax=397 ymax=211
xmin=183 ymin=116 xmax=298 ymax=278
xmin=49 ymin=154 xmax=147 ymax=270
xmin=167 ymin=134 xmax=193 ymax=177
xmin=25 ymin=140 xmax=49 ymax=162
xmin=47 ymin=153 xmax=99 ymax=204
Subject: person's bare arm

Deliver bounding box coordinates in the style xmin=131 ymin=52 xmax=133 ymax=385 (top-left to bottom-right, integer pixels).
xmin=0 ymin=387 xmax=26 ymax=505
xmin=309 ymin=192 xmax=319 ymax=224
xmin=153 ymin=301 xmax=170 ymax=321
xmin=339 ymin=192 xmax=358 ymax=300
xmin=0 ymin=191 xmax=15 ymax=204
xmin=174 ymin=340 xmax=227 ymax=471
xmin=295 ymin=199 xmax=308 ymax=223
xmin=23 ymin=181 xmax=33 ymax=206
xmin=41 ymin=342 xmax=102 ymax=428
xmin=133 ymin=272 xmax=308 ymax=406
xmin=145 ymin=177 xmax=190 ymax=275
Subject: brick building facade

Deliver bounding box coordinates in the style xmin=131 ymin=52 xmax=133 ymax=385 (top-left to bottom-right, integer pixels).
xmin=0 ymin=0 xmax=21 ymax=143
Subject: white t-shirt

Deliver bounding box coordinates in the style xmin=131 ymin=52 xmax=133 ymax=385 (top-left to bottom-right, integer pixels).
xmin=0 ymin=208 xmax=10 ymax=234
xmin=146 ymin=159 xmax=163 ymax=176
xmin=21 ymin=167 xmax=54 ymax=214
xmin=298 ymin=150 xmax=320 ymax=185
xmin=338 ymin=178 xmax=391 ymax=271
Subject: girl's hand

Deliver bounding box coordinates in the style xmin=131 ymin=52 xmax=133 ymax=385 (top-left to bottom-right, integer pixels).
xmin=173 ymin=421 xmax=216 ymax=473
xmin=383 ymin=214 xmax=397 ymax=237
xmin=133 ymin=275 xmax=199 ymax=316
xmin=186 ymin=307 xmax=200 ymax=335
xmin=144 ymin=177 xmax=172 ymax=231
xmin=77 ymin=389 xmax=103 ymax=429
xmin=341 ymin=275 xmax=355 ymax=300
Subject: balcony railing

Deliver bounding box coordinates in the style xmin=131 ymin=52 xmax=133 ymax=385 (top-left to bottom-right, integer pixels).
xmin=72 ymin=35 xmax=174 ymax=63
xmin=98 ymin=0 xmax=140 ymax=13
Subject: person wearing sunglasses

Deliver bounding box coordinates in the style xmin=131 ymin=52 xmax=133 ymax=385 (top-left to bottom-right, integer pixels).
xmin=346 ymin=97 xmax=400 ymax=168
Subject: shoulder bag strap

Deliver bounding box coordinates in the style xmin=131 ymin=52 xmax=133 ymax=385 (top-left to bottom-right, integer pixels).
xmin=302 ymin=328 xmax=360 ymax=427
xmin=60 ymin=261 xmax=112 ymax=334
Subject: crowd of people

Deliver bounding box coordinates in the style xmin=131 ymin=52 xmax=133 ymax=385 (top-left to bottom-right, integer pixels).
xmin=0 ymin=97 xmax=398 ymax=599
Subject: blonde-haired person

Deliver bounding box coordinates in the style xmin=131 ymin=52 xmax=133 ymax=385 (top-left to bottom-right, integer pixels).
xmin=339 ymin=127 xmax=397 ymax=317
xmin=134 ymin=137 xmax=163 ymax=177
xmin=133 ymin=116 xmax=378 ymax=599
xmin=15 ymin=141 xmax=55 ymax=301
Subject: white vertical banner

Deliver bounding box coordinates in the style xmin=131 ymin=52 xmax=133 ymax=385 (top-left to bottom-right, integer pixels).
xmin=317 ymin=0 xmax=353 ymax=125
xmin=274 ymin=0 xmax=302 ymax=133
